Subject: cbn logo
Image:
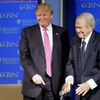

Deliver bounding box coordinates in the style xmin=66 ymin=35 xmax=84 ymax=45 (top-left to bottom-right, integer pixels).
xmin=19 ymin=4 xmax=36 ymax=10
xmin=0 ymin=72 xmax=19 ymax=78
xmin=81 ymin=2 xmax=100 ymax=8
xmin=0 ymin=12 xmax=18 ymax=19
xmin=0 ymin=42 xmax=18 ymax=48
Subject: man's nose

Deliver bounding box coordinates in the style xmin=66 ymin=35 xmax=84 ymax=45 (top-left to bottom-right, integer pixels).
xmin=76 ymin=28 xmax=80 ymax=33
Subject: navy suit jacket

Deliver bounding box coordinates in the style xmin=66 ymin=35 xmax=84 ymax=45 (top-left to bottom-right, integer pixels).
xmin=66 ymin=31 xmax=100 ymax=100
xmin=19 ymin=24 xmax=69 ymax=97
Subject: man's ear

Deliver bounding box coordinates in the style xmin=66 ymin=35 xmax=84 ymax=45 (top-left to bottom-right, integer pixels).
xmin=50 ymin=14 xmax=53 ymax=19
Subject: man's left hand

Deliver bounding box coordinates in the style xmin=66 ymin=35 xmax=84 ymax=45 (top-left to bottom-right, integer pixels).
xmin=76 ymin=82 xmax=91 ymax=96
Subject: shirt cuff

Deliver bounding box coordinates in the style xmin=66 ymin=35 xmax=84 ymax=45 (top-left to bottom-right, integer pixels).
xmin=87 ymin=79 xmax=97 ymax=90
xmin=65 ymin=75 xmax=74 ymax=85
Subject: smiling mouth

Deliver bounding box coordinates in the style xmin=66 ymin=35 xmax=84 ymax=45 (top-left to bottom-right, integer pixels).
xmin=40 ymin=21 xmax=46 ymax=23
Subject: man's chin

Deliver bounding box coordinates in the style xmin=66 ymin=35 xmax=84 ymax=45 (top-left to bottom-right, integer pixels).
xmin=40 ymin=24 xmax=47 ymax=28
xmin=40 ymin=24 xmax=46 ymax=28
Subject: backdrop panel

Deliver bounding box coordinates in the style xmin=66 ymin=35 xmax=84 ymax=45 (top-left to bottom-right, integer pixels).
xmin=76 ymin=0 xmax=100 ymax=33
xmin=0 ymin=0 xmax=38 ymax=84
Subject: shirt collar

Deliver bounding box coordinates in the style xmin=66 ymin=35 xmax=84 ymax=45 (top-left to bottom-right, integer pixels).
xmin=40 ymin=23 xmax=52 ymax=31
xmin=82 ymin=31 xmax=92 ymax=44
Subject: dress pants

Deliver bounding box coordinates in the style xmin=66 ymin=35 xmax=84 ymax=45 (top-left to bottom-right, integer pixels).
xmin=23 ymin=74 xmax=54 ymax=100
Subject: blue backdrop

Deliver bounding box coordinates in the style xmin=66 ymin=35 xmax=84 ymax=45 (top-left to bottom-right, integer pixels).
xmin=0 ymin=0 xmax=38 ymax=84
xmin=75 ymin=0 xmax=100 ymax=33
xmin=0 ymin=1 xmax=100 ymax=96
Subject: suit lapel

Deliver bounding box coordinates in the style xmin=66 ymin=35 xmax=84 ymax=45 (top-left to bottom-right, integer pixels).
xmin=76 ymin=44 xmax=81 ymax=70
xmin=74 ymin=39 xmax=81 ymax=72
xmin=51 ymin=25 xmax=60 ymax=62
xmin=31 ymin=25 xmax=45 ymax=60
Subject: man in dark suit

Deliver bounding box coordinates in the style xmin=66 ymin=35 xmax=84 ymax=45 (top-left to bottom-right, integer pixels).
xmin=19 ymin=3 xmax=69 ymax=100
xmin=61 ymin=12 xmax=100 ymax=100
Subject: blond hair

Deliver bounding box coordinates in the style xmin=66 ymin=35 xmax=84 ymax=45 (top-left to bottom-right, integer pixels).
xmin=35 ymin=3 xmax=53 ymax=15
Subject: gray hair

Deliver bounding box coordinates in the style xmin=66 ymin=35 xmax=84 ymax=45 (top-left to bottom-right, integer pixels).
xmin=76 ymin=12 xmax=95 ymax=29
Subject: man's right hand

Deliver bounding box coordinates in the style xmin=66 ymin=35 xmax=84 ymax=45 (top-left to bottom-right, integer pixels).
xmin=60 ymin=76 xmax=74 ymax=95
xmin=61 ymin=81 xmax=72 ymax=94
xmin=32 ymin=74 xmax=45 ymax=85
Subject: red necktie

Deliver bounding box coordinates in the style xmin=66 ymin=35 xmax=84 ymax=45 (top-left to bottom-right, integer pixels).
xmin=43 ymin=28 xmax=52 ymax=77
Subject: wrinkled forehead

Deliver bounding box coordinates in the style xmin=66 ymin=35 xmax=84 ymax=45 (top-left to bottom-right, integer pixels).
xmin=75 ymin=17 xmax=85 ymax=25
xmin=36 ymin=6 xmax=51 ymax=15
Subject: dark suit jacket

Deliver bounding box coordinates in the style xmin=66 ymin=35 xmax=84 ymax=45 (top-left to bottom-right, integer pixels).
xmin=19 ymin=24 xmax=69 ymax=97
xmin=66 ymin=31 xmax=100 ymax=100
